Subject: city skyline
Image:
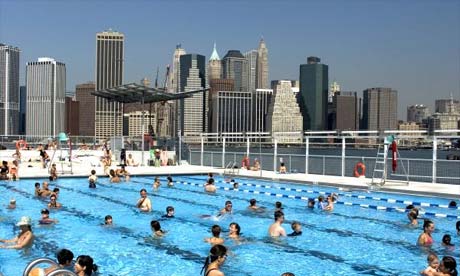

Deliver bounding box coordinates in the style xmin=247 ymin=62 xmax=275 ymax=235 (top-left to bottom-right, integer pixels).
xmin=1 ymin=0 xmax=459 ymax=120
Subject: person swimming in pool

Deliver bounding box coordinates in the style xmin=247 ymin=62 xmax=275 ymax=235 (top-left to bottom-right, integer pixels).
xmin=287 ymin=221 xmax=302 ymax=237
xmin=48 ymin=194 xmax=62 ymax=209
xmin=162 ymin=206 xmax=175 ymax=218
xmin=200 ymin=244 xmax=227 ymax=276
xmin=151 ymin=220 xmax=165 ymax=237
xmin=228 ymin=222 xmax=241 ymax=240
xmin=104 ymin=215 xmax=113 ymax=226
xmin=268 ymin=210 xmax=286 ymax=237
xmin=418 ymin=220 xmax=435 ymax=246
xmin=204 ymin=225 xmax=224 ymax=245
xmin=39 ymin=208 xmax=58 ymax=224
xmin=0 ymin=216 xmax=34 ymax=249
xmin=219 ymin=201 xmax=233 ymax=216
xmin=136 ymin=189 xmax=152 ymax=212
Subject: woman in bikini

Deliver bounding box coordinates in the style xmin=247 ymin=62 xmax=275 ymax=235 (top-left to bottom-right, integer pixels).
xmin=201 ymin=244 xmax=227 ymax=276
xmin=418 ymin=220 xmax=435 ymax=246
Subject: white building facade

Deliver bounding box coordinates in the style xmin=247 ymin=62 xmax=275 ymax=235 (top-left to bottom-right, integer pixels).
xmin=0 ymin=44 xmax=20 ymax=135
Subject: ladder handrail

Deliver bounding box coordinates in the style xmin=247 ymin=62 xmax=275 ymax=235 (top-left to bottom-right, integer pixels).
xmin=47 ymin=268 xmax=78 ymax=276
xmin=23 ymin=257 xmax=58 ymax=276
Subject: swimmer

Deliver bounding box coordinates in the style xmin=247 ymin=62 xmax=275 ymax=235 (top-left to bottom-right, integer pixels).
xmin=408 ymin=208 xmax=419 ymax=226
xmin=448 ymin=200 xmax=457 ymax=208
xmin=248 ymin=199 xmax=260 ymax=210
xmin=39 ymin=208 xmax=58 ymax=224
xmin=228 ymin=222 xmax=241 ymax=239
xmin=317 ymin=196 xmax=327 ymax=210
xmin=457 ymin=221 xmax=460 ymax=235
xmin=200 ymin=244 xmax=227 ymax=276
xmin=151 ymin=220 xmax=165 ymax=237
xmin=104 ymin=215 xmax=113 ymax=225
xmin=48 ymin=194 xmax=62 ymax=209
xmin=34 ymin=182 xmax=42 ymax=197
xmin=162 ymin=206 xmax=175 ymax=218
xmin=204 ymin=225 xmax=224 ymax=245
xmin=109 ymin=169 xmax=120 ymax=183
xmin=441 ymin=234 xmax=455 ymax=250
xmin=287 ymin=221 xmax=302 ymax=236
xmin=7 ymin=199 xmax=16 ymax=209
xmin=233 ymin=182 xmax=239 ymax=189
xmin=88 ymin=170 xmax=97 ymax=188
xmin=281 ymin=273 xmax=296 ymax=276
xmin=136 ymin=189 xmax=152 ymax=212
xmin=219 ymin=201 xmax=233 ymax=216
xmin=421 ymin=253 xmax=439 ymax=275
xmin=421 ymin=256 xmax=457 ymax=276
xmin=41 ymin=182 xmax=52 ymax=197
xmin=153 ymin=177 xmax=161 ymax=190
xmin=52 ymin=188 xmax=60 ymax=198
xmin=323 ymin=194 xmax=334 ymax=211
xmin=0 ymin=216 xmax=34 ymax=249
xmin=167 ymin=176 xmax=174 ymax=187
xmin=417 ymin=220 xmax=435 ymax=246
xmin=268 ymin=210 xmax=286 ymax=237
xmin=204 ymin=178 xmax=217 ymax=193
xmin=274 ymin=201 xmax=283 ymax=212
xmin=74 ymin=255 xmax=98 ymax=276
xmin=307 ymin=198 xmax=315 ymax=209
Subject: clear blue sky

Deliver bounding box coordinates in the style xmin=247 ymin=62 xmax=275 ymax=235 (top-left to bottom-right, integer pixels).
xmin=1 ymin=0 xmax=459 ymax=119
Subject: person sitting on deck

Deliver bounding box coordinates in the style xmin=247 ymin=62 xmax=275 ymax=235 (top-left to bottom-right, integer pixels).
xmin=241 ymin=156 xmax=250 ymax=170
xmin=126 ymin=153 xmax=138 ymax=166
xmin=0 ymin=161 xmax=9 ymax=180
xmin=49 ymin=163 xmax=58 ymax=181
xmin=279 ymin=162 xmax=287 ymax=174
xmin=251 ymin=159 xmax=260 ymax=171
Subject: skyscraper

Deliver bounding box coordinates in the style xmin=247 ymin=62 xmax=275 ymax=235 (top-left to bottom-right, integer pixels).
xmin=244 ymin=49 xmax=258 ymax=92
xmin=252 ymin=88 xmax=273 ymax=133
xmin=332 ymin=91 xmax=360 ymax=131
xmin=208 ymin=79 xmax=234 ymax=132
xmin=256 ymin=38 xmax=269 ymax=89
xmin=222 ymin=50 xmax=248 ymax=92
xmin=75 ymin=82 xmax=95 ymax=136
xmin=26 ymin=57 xmax=66 ymax=136
xmin=435 ymin=98 xmax=460 ymax=113
xmin=95 ymin=29 xmax=124 ymax=138
xmin=211 ymin=90 xmax=252 ymax=137
xmin=266 ymin=81 xmax=303 ymax=143
xmin=169 ymin=44 xmax=186 ymax=137
xmin=0 ymin=44 xmax=20 ymax=135
xmin=298 ymin=56 xmax=329 ymax=130
xmin=179 ymin=54 xmax=207 ymax=139
xmin=407 ymin=104 xmax=429 ymax=124
xmin=362 ymin=87 xmax=398 ymax=131
xmin=208 ymin=43 xmax=221 ymax=80
xmin=329 ymin=81 xmax=340 ymax=103
xmin=19 ymin=86 xmax=26 ymax=135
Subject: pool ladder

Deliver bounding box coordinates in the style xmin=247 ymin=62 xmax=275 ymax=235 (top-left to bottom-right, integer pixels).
xmin=23 ymin=257 xmax=77 ymax=276
xmin=224 ymin=161 xmax=239 ymax=176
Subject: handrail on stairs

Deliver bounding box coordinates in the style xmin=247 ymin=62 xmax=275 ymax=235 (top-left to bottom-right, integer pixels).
xmin=23 ymin=257 xmax=77 ymax=276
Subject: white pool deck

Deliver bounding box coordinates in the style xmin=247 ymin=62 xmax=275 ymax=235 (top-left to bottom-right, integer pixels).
xmin=10 ymin=161 xmax=460 ymax=199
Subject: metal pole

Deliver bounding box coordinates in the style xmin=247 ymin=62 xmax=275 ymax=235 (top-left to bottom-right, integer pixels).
xmin=222 ymin=136 xmax=226 ymax=168
xmin=259 ymin=132 xmax=262 ymax=177
xmin=341 ymin=137 xmax=346 ymax=177
xmin=305 ymin=137 xmax=309 ymax=174
xmin=178 ymin=130 xmax=182 ymax=165
xmin=273 ymin=138 xmax=278 ymax=173
xmin=246 ymin=137 xmax=250 ymax=158
xmin=432 ymin=137 xmax=437 ymax=183
xmin=200 ymin=135 xmax=204 ymax=166
xmin=141 ymin=92 xmax=145 ymax=166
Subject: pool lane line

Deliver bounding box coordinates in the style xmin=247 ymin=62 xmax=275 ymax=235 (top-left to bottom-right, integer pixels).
xmin=186 ymin=175 xmax=458 ymax=210
xmin=171 ymin=179 xmax=460 ymax=220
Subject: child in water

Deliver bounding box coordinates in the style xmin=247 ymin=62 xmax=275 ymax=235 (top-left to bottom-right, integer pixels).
xmin=421 ymin=253 xmax=439 ymax=274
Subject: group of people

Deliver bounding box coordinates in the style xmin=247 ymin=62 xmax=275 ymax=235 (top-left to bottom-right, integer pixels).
xmin=0 ymin=159 xmax=19 ymax=180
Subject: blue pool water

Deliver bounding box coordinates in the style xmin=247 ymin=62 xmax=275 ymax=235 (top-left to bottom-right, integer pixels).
xmin=0 ymin=175 xmax=458 ymax=276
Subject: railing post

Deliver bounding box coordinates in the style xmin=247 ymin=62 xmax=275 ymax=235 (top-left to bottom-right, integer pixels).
xmin=322 ymin=156 xmax=326 ymax=175
xmin=289 ymin=155 xmax=292 ymax=173
xmin=273 ymin=138 xmax=278 ymax=173
xmin=432 ymin=137 xmax=437 ymax=183
xmin=246 ymin=137 xmax=250 ymax=158
xmin=211 ymin=152 xmax=213 ymax=167
xmin=200 ymin=136 xmax=204 ymax=166
xmin=222 ymin=137 xmax=226 ymax=168
xmin=341 ymin=137 xmax=346 ymax=177
xmin=305 ymin=137 xmax=309 ymax=174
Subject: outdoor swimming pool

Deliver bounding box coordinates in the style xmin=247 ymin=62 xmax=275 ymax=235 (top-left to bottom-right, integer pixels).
xmin=0 ymin=175 xmax=458 ymax=275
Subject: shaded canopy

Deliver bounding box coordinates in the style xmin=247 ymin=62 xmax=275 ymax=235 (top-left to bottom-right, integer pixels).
xmin=91 ymin=83 xmax=208 ymax=103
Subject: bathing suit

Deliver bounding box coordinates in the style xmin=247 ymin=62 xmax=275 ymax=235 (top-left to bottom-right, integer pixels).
xmin=425 ymin=234 xmax=433 ymax=246
xmin=288 ymin=231 xmax=303 ymax=236
xmin=205 ymin=268 xmax=218 ymax=276
xmin=39 ymin=219 xmax=54 ymax=225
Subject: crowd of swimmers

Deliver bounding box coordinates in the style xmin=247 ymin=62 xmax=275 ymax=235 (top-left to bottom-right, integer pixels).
xmin=0 ymin=166 xmax=458 ymax=276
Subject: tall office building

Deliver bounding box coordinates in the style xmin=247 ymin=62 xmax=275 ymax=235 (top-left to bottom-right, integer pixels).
xmin=168 ymin=44 xmax=186 ymax=137
xmin=179 ymin=54 xmax=207 ymax=139
xmin=75 ymin=82 xmax=95 ymax=137
xmin=208 ymin=79 xmax=234 ymax=132
xmin=208 ymin=43 xmax=221 ymax=80
xmin=211 ymin=90 xmax=252 ymax=137
xmin=95 ymin=29 xmax=124 ymax=138
xmin=256 ymin=38 xmax=269 ymax=89
xmin=332 ymin=91 xmax=360 ymax=131
xmin=26 ymin=57 xmax=66 ymax=136
xmin=407 ymin=104 xmax=429 ymax=124
xmin=362 ymin=87 xmax=398 ymax=131
xmin=266 ymin=81 xmax=303 ymax=143
xmin=244 ymin=49 xmax=258 ymax=92
xmin=0 ymin=44 xmax=20 ymax=135
xmin=252 ymin=88 xmax=273 ymax=133
xmin=298 ymin=56 xmax=329 ymax=130
xmin=65 ymin=96 xmax=79 ymax=135
xmin=19 ymin=86 xmax=26 ymax=134
xmin=435 ymin=98 xmax=460 ymax=113
xmin=222 ymin=50 xmax=248 ymax=91
xmin=329 ymin=81 xmax=340 ymax=103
